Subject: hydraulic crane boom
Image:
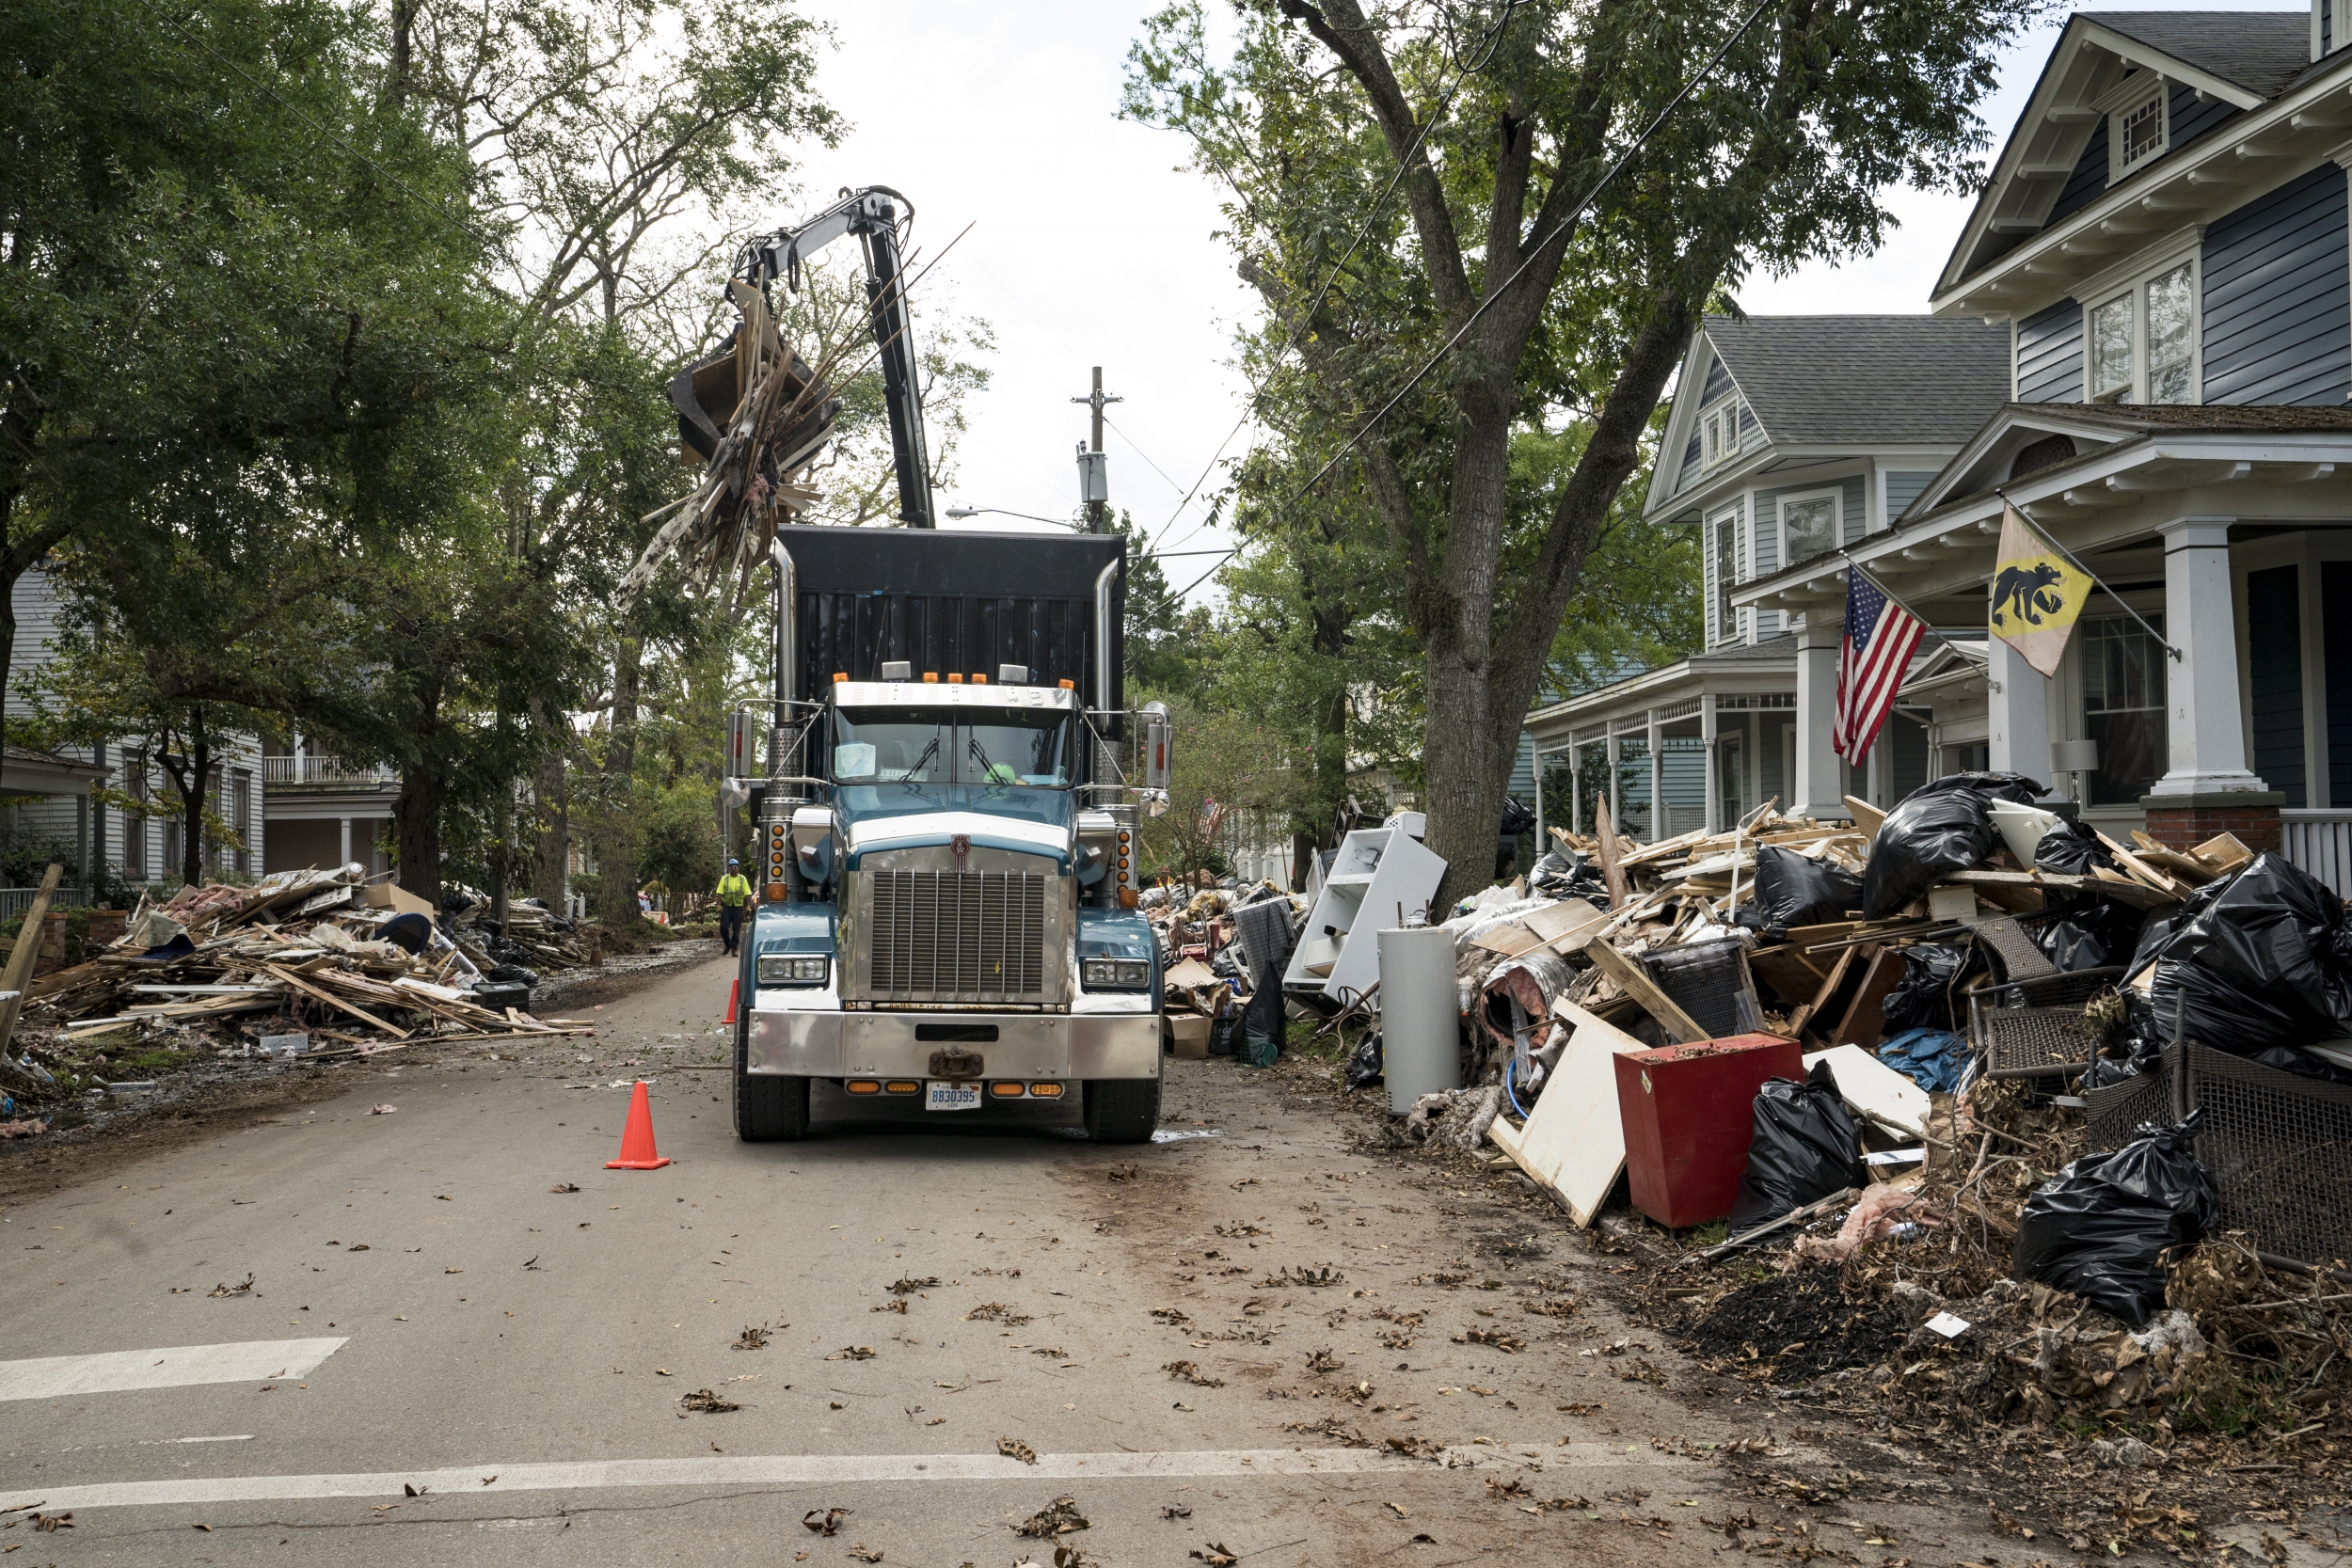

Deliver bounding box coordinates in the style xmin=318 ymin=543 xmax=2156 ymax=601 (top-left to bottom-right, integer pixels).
xmin=739 ymin=186 xmax=933 ymax=530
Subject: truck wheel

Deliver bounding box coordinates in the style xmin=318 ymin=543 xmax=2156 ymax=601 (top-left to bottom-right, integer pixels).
xmin=1083 ymin=1077 xmax=1161 ymax=1144
xmin=733 ymin=1011 xmax=808 ymax=1142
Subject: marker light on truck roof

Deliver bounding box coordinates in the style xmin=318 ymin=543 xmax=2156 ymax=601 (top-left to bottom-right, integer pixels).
xmin=924 ymin=672 xmax=939 ymax=683
xmin=947 ymin=673 xmax=963 ymax=684
xmin=971 ymin=673 xmax=987 ymax=683
xmin=1057 ymin=679 xmax=1074 ymax=689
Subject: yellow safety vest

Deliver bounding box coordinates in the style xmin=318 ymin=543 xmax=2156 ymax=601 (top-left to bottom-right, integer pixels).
xmin=717 ymin=874 xmax=753 ymax=907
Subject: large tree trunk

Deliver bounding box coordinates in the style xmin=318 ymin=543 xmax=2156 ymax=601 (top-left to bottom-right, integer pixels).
xmin=594 ymin=634 xmax=643 ymax=926
xmin=394 ymin=682 xmax=446 ymax=906
xmin=531 ymin=751 xmax=568 ymax=909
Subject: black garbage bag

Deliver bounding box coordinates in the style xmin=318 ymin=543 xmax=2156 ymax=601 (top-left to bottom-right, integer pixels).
xmin=1751 ymin=845 xmax=1864 ymax=937
xmin=1861 ymin=771 xmax=2047 ymax=920
xmin=2033 ymin=816 xmax=2114 ymax=875
xmin=1881 ymin=942 xmax=1978 ymax=1033
xmin=2029 ymin=895 xmax=2150 ymax=974
xmin=1728 ymin=1061 xmax=1867 ymax=1230
xmin=1529 ymin=850 xmax=1610 ymax=909
xmin=2122 ymin=852 xmax=2352 ymax=1057
xmin=2012 ymin=1110 xmax=2217 ymax=1326
xmin=2245 ymin=1044 xmax=2352 ymax=1085
xmin=1344 ymin=1031 xmax=1384 ymax=1090
xmin=486 ymin=961 xmax=540 ymax=988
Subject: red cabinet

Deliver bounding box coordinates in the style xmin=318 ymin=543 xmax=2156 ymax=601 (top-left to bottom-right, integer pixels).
xmin=1613 ymin=1034 xmax=1805 ymax=1229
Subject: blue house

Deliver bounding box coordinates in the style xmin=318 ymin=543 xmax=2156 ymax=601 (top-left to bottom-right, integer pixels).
xmin=1734 ymin=7 xmax=2352 ymax=886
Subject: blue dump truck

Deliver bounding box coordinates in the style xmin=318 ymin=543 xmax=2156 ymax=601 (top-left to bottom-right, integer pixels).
xmin=730 ymin=526 xmax=1170 ymax=1144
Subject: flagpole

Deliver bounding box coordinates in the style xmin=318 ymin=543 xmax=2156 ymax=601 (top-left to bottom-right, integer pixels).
xmin=1835 ymin=549 xmax=1939 ymax=632
xmin=1994 ymin=486 xmax=2182 ymax=662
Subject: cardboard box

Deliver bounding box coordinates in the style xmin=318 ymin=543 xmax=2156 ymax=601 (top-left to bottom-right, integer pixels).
xmin=360 ymin=881 xmax=437 ymax=918
xmin=1165 ymin=1014 xmax=1213 ymax=1058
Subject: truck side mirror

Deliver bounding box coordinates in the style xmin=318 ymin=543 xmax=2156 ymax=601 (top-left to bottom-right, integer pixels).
xmin=1140 ymin=701 xmax=1172 ymax=809
xmin=723 ymin=707 xmax=757 ymax=778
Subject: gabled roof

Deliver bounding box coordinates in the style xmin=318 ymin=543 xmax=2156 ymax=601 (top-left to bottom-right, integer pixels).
xmin=2095 ymin=10 xmax=2312 ymax=98
xmin=1703 ymin=316 xmax=2011 ymax=446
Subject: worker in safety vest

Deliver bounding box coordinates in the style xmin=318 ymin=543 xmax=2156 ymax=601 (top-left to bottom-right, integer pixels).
xmin=715 ymin=860 xmax=754 ymax=956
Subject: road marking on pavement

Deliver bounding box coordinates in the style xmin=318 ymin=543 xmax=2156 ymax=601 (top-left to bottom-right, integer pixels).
xmin=0 ymin=1443 xmax=1678 ymax=1513
xmin=0 ymin=1338 xmax=347 ymax=1402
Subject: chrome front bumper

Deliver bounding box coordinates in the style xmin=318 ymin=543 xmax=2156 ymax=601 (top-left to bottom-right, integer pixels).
xmin=747 ymin=1009 xmax=1162 ymax=1080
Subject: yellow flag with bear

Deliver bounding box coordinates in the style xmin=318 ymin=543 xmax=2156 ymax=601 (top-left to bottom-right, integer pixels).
xmin=1989 ymin=502 xmax=2091 ymax=677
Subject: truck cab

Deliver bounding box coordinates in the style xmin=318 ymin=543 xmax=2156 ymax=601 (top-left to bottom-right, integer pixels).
xmin=730 ymin=528 xmax=1166 ymax=1144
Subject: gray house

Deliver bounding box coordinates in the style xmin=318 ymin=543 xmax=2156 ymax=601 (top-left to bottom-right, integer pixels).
xmin=1527 ymin=314 xmax=2010 ymax=837
xmin=1738 ymin=6 xmax=2352 ymax=884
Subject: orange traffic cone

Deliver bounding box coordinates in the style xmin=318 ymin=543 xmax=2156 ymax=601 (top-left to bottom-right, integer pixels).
xmin=605 ymin=1081 xmax=671 ymax=1170
xmin=723 ymin=977 xmax=739 ymax=1024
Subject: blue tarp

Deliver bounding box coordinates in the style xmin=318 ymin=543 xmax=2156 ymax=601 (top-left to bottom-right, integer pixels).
xmin=1877 ymin=1027 xmax=1963 ymax=1094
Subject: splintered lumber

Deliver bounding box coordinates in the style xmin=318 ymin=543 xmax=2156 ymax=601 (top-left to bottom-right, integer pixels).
xmin=0 ymin=863 xmax=64 ymax=1053
xmin=1688 ymin=1187 xmax=1861 ymax=1263
xmin=1841 ymin=794 xmax=1886 ymax=836
xmin=1583 ymin=939 xmax=1708 ymax=1044
xmin=1592 ymin=798 xmax=1630 ymax=910
xmin=2091 ymin=829 xmax=2179 ymax=895
xmin=264 ymin=964 xmax=409 ymax=1039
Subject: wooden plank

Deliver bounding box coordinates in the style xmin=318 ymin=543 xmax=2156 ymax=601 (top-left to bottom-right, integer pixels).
xmin=1487 ymin=1000 xmax=1649 ymax=1227
xmin=1792 ymin=943 xmax=1861 ymax=1040
xmin=0 ymin=863 xmax=64 ymax=1054
xmin=1583 ymin=940 xmax=1708 ymax=1044
xmin=1744 ymin=943 xmax=1829 ymax=1009
xmin=2092 ymin=829 xmax=2179 ymax=894
xmin=263 ymin=964 xmax=409 ymax=1038
xmin=1823 ymin=942 xmax=1906 ymax=1050
xmin=1470 ymin=921 xmax=1545 ymax=958
xmin=2189 ymin=832 xmax=2252 ymax=871
xmin=1841 ymin=794 xmax=1886 ymax=836
xmin=1591 ymin=797 xmax=1630 ymax=910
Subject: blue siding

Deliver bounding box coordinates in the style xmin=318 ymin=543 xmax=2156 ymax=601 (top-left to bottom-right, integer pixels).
xmin=2328 ymin=1 xmax=2335 ymax=56
xmin=1701 ymin=356 xmax=1734 ymax=404
xmin=2017 ymin=299 xmax=2084 ymax=403
xmin=2248 ymin=564 xmax=2307 ymax=808
xmin=2202 ymin=164 xmax=2351 ymax=405
xmin=1841 ymin=473 xmax=1865 ymax=544
xmin=1886 ymin=470 xmax=1936 ymax=522
xmin=2167 ymin=85 xmax=2238 ymax=156
xmin=2048 ymin=117 xmax=2107 ymax=225
xmin=2327 ymin=562 xmax=2352 ymax=808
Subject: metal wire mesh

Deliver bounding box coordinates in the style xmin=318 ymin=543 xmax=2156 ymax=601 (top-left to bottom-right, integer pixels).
xmin=2183 ymin=1045 xmax=2352 ymax=1270
xmin=2083 ymin=1048 xmax=2177 ymax=1150
xmin=1977 ymin=1006 xmax=2099 ymax=1081
xmin=1973 ymin=916 xmax=2058 ymax=984
xmin=1641 ymin=939 xmax=1750 ymax=1039
xmin=1974 ymin=967 xmax=2126 ymax=1010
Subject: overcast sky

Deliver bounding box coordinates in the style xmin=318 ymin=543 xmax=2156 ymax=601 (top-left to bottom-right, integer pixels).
xmin=792 ymin=1 xmax=2295 ymax=601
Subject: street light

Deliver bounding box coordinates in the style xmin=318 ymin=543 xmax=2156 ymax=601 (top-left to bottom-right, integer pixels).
xmin=942 ymin=505 xmax=1081 ymax=530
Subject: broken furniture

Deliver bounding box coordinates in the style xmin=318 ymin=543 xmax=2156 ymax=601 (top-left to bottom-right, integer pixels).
xmin=1614 ymin=1033 xmax=1805 ymax=1229
xmin=1281 ymin=824 xmax=1444 ymax=1006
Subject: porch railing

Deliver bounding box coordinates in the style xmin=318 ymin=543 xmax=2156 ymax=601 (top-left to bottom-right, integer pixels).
xmin=0 ymin=886 xmax=89 ymax=922
xmin=261 ymin=755 xmax=397 ymax=787
xmin=2280 ymin=809 xmax=2352 ymax=899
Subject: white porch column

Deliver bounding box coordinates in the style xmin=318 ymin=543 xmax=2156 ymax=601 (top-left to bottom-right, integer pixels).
xmin=1701 ymin=697 xmax=1719 ymax=835
xmin=339 ymin=816 xmax=353 ymax=867
xmin=1793 ymin=615 xmax=1844 ymax=819
xmin=1645 ymin=708 xmax=1662 ymax=843
xmin=2149 ymin=519 xmax=2267 ymax=796
xmin=1988 ymin=635 xmax=2052 ymax=787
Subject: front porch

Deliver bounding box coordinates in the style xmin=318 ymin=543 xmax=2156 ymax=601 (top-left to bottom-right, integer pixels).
xmin=1738 ymin=403 xmax=2352 ymax=893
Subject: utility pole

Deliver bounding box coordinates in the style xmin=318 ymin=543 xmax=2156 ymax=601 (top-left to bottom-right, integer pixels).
xmin=1071 ymin=367 xmax=1120 ymax=532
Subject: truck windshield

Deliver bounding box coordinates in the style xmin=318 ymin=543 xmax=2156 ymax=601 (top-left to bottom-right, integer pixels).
xmin=833 ymin=705 xmax=1073 ymax=787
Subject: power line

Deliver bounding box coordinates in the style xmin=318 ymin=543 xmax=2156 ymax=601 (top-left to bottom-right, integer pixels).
xmin=155 ymin=9 xmax=495 ymax=251
xmin=1290 ymin=0 xmax=1779 ymax=504
xmin=1099 ymin=412 xmax=1186 ymax=496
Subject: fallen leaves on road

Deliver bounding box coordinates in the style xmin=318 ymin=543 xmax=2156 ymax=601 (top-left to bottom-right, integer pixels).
xmin=1306 ymin=1348 xmax=1343 ymax=1373
xmin=481 ymin=1476 xmax=498 ymax=1485
xmin=32 ymin=1513 xmax=72 ymax=1531
xmin=404 ymin=1483 xmax=427 ymax=1497
xmin=444 ymin=1267 xmax=464 ymax=1275
xmin=871 ymin=1299 xmax=907 ymax=1315
xmin=680 ymin=1388 xmax=740 ymax=1413
xmin=826 ymin=1346 xmax=876 ymax=1361
xmin=208 ymin=1275 xmax=255 ymax=1298
xmin=1486 ymin=1476 xmax=1532 ymax=1501
xmin=998 ymin=1436 xmax=1038 ymax=1465
xmin=1384 ymin=1434 xmax=1447 ymax=1460
xmin=1163 ymin=1360 xmax=1223 ymax=1387
xmin=191 ymin=1522 xmax=212 ymax=1531
xmin=1262 ymin=1264 xmax=1343 ymax=1289
xmin=522 ymin=1256 xmax=540 ymax=1271
xmin=1106 ymin=1164 xmax=1137 ymax=1183
xmin=1015 ymin=1497 xmax=1089 ymax=1537
xmin=550 ymin=1183 xmax=580 ymax=1193
xmin=963 ymin=1302 xmax=1031 ymax=1325
xmin=1189 ymin=1544 xmax=1236 ymax=1566
xmin=347 ymin=1244 xmax=370 ymax=1252
xmin=1161 ymin=1504 xmax=1193 ymax=1520
xmin=846 ymin=1545 xmax=882 ymax=1563
xmin=1150 ymin=1307 xmax=1191 ymax=1328
xmin=368 ymin=1104 xmax=397 ymax=1116
xmin=735 ymin=1323 xmax=771 ymax=1351
xmin=803 ymin=1506 xmax=850 ymax=1536
xmin=1454 ymin=1327 xmax=1523 ymax=1353
xmin=887 ymin=1275 xmax=939 ymax=1294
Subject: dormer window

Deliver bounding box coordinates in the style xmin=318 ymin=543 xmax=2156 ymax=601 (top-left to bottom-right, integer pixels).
xmin=2110 ymin=81 xmax=2168 ymax=179
xmin=1699 ymin=395 xmax=1742 ymax=469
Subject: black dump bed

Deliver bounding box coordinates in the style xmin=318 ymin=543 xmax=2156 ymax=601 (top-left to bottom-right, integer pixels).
xmin=778 ymin=526 xmax=1124 ymax=725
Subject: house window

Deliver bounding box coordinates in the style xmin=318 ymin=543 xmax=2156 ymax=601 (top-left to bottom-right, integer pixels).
xmin=1711 ymin=506 xmax=1741 ymax=641
xmin=1779 ymin=492 xmax=1839 ymax=570
xmin=1699 ymin=397 xmax=1741 ymax=469
xmin=124 ymin=752 xmax=147 ymax=880
xmin=2087 ymin=260 xmax=2196 ymax=405
xmin=2083 ymin=613 xmax=2169 ymax=804
xmin=2110 ymin=83 xmax=2168 ymax=179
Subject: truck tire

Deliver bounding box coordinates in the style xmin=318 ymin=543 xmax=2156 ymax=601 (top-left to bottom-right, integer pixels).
xmin=1083 ymin=1076 xmax=1161 ymax=1144
xmin=733 ymin=1011 xmax=809 ymax=1142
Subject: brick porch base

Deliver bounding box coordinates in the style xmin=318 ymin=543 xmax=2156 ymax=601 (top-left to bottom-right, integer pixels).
xmin=2137 ymin=790 xmax=2285 ymax=857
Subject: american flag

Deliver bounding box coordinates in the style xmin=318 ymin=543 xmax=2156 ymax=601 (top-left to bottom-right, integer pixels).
xmin=1834 ymin=570 xmax=1925 ymax=760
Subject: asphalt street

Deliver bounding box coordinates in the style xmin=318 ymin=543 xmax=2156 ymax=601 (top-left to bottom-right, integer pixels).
xmin=0 ymin=953 xmax=2015 ymax=1566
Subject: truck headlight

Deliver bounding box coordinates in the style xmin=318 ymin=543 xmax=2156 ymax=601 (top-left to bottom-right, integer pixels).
xmin=1082 ymin=958 xmax=1152 ymax=990
xmin=757 ymin=954 xmax=831 ymax=986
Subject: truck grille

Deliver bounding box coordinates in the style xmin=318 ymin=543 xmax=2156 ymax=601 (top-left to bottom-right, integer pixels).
xmin=867 ymin=870 xmax=1048 ymax=1000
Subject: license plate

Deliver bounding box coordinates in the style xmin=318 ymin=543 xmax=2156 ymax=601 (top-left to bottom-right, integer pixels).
xmin=926 ymin=1081 xmax=981 ymax=1112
